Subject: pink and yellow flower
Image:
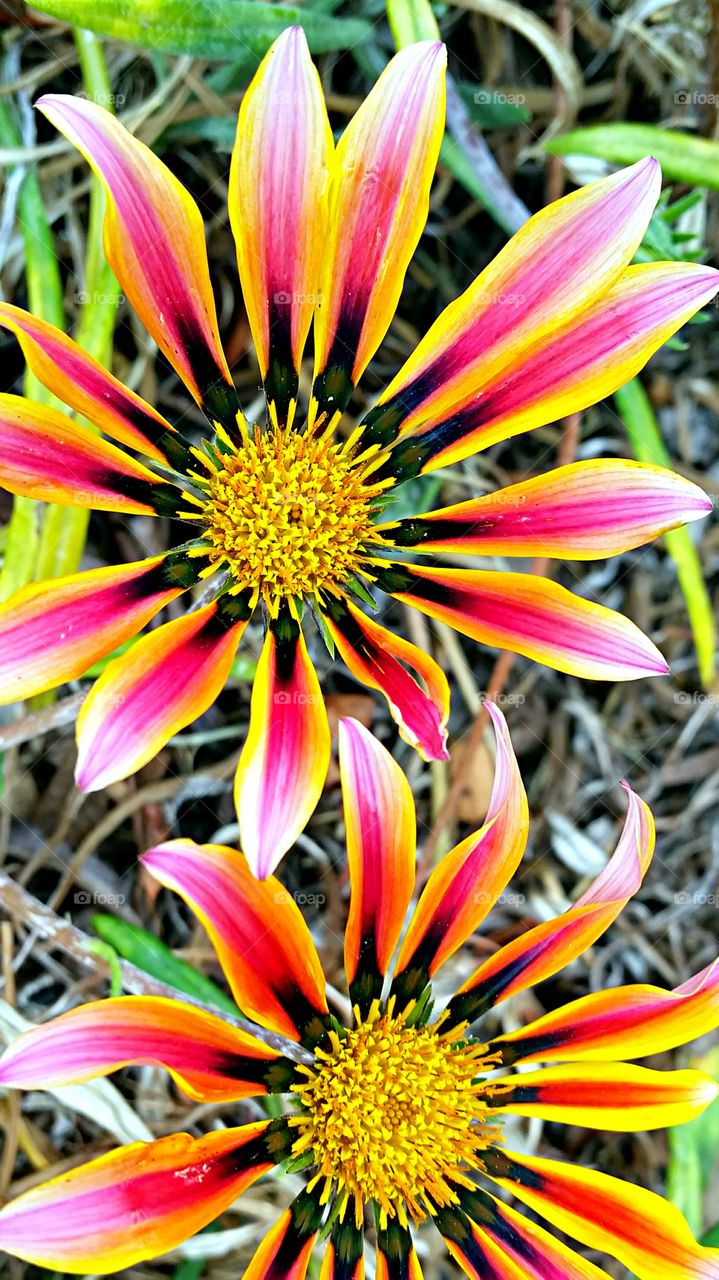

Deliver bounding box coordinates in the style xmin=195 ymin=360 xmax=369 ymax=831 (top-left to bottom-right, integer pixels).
xmin=0 ymin=706 xmax=718 ymax=1278
xmin=0 ymin=29 xmax=716 ymax=874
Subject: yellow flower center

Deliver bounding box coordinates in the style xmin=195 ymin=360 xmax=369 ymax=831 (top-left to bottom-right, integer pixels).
xmin=289 ymin=1006 xmax=495 ymax=1229
xmin=185 ymin=422 xmax=388 ymax=609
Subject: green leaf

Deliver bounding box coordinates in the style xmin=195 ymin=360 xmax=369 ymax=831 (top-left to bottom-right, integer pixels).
xmin=613 ymin=379 xmax=716 ymax=689
xmin=549 ymin=124 xmax=719 ymax=191
xmin=667 ymin=1047 xmax=719 ymax=1237
xmin=31 ymin=1 xmax=371 ymax=59
xmin=92 ymin=914 xmax=241 ymax=1016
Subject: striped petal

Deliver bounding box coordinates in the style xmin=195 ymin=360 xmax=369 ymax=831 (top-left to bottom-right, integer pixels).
xmin=455 ymin=1189 xmax=610 ymax=1280
xmin=361 ymin=159 xmax=661 ymax=453
xmin=489 ymin=958 xmax=719 ymax=1066
xmin=312 ymin=42 xmax=446 ymax=419
xmin=0 ymin=394 xmax=173 ymax=513
xmin=381 ymin=563 xmax=668 ymax=680
xmin=0 ymin=302 xmax=181 ymax=465
xmin=76 ymin=599 xmax=250 ymax=792
xmin=339 ymin=718 xmax=416 ymax=1010
xmin=393 ymin=703 xmax=527 ymax=1004
xmin=37 ymin=95 xmax=236 ymax=424
xmin=243 ymin=1192 xmax=321 ymax=1280
xmin=0 ymin=554 xmax=191 ymax=704
xmin=448 ymin=784 xmax=653 ymax=1024
xmin=0 ymin=995 xmax=292 ymax=1102
xmin=0 ymin=1123 xmax=277 ymax=1273
xmin=485 ymin=1147 xmax=719 ymax=1280
xmin=379 ymin=261 xmax=719 ymax=474
xmin=486 ymin=1062 xmax=717 ymax=1130
xmin=376 ymin=1224 xmax=424 ymax=1280
xmin=142 ymin=839 xmax=328 ymax=1043
xmin=319 ymin=1221 xmax=364 ymax=1280
xmin=392 ymin=460 xmax=711 ymax=558
xmin=229 ymin=26 xmax=332 ymax=426
xmin=323 ymin=597 xmax=449 ymax=760
xmin=234 ymin=616 xmax=331 ymax=879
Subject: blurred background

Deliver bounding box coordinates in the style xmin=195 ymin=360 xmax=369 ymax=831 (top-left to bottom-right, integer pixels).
xmin=0 ymin=0 xmax=718 ymax=1275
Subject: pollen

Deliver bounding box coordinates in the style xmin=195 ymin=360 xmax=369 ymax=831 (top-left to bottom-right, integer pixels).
xmin=289 ymin=1004 xmax=496 ymax=1229
xmin=185 ymin=423 xmax=389 ymax=609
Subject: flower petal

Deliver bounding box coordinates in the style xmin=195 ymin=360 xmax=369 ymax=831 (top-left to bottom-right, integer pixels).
xmin=381 ymin=563 xmax=668 ymax=680
xmin=229 ymin=27 xmax=332 ymax=425
xmin=376 ymin=1224 xmax=424 ymax=1280
xmin=312 ymin=43 xmax=446 ymax=418
xmin=393 ymin=703 xmax=527 ymax=1004
xmin=0 ymin=1123 xmax=278 ymax=1272
xmin=0 ymin=554 xmax=192 ymax=704
xmin=323 ymin=597 xmax=449 ymax=760
xmin=488 ymin=958 xmax=719 ymax=1066
xmin=75 ymin=599 xmax=250 ymax=792
xmin=361 ymin=159 xmax=661 ymax=452
xmin=379 ymin=261 xmax=719 ymax=474
xmin=0 ymin=394 xmax=173 ymax=513
xmin=454 ymin=1189 xmax=610 ymax=1280
xmin=0 ymin=995 xmax=292 ymax=1102
xmin=338 ymin=718 xmax=416 ymax=1009
xmin=0 ymin=302 xmax=181 ymax=465
xmin=393 ymin=460 xmax=711 ymax=558
xmin=319 ymin=1221 xmax=364 ymax=1280
xmin=142 ymin=839 xmax=328 ymax=1043
xmin=234 ymin=616 xmax=331 ymax=879
xmin=37 ymin=95 xmax=236 ymax=423
xmin=485 ymin=1147 xmax=719 ymax=1280
xmin=486 ymin=1062 xmax=717 ymax=1130
xmin=448 ymin=785 xmax=653 ymax=1023
xmin=243 ymin=1192 xmax=321 ymax=1280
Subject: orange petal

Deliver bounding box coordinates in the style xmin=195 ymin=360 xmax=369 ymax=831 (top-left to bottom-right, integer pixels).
xmin=339 ymin=718 xmax=416 ymax=1008
xmin=449 ymin=1188 xmax=610 ymax=1280
xmin=142 ymin=839 xmax=328 ymax=1043
xmin=376 ymin=1224 xmax=424 ymax=1279
xmin=243 ymin=1193 xmax=321 ymax=1280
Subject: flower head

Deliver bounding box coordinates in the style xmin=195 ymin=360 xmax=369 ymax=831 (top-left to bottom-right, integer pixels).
xmin=0 ymin=28 xmax=716 ymax=874
xmin=0 ymin=707 xmax=718 ymax=1278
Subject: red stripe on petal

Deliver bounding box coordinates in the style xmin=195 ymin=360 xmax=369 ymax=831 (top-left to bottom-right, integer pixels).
xmin=243 ymin=1197 xmax=320 ymax=1280
xmin=76 ymin=602 xmax=248 ymax=792
xmin=234 ymin=618 xmax=331 ymax=879
xmin=142 ymin=840 xmax=328 ymax=1042
xmin=37 ymin=96 xmax=234 ymax=417
xmin=0 ymin=556 xmax=185 ymax=704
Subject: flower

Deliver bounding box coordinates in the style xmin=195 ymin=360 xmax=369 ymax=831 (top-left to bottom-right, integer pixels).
xmin=0 ymin=706 xmax=717 ymax=1278
xmin=0 ymin=29 xmax=716 ymax=876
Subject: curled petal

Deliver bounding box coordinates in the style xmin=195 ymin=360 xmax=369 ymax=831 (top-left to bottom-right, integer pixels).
xmin=448 ymin=785 xmax=653 ymax=1023
xmin=0 ymin=394 xmax=172 ymax=513
xmin=243 ymin=1192 xmax=321 ymax=1279
xmin=0 ymin=996 xmax=291 ymax=1102
xmin=38 ymin=95 xmax=235 ymax=421
xmin=363 ymin=158 xmax=662 ymax=451
xmin=76 ymin=600 xmax=249 ymax=792
xmin=383 ymin=563 xmax=668 ymax=680
xmin=230 ymin=26 xmax=332 ymax=423
xmin=143 ymin=839 xmax=328 ymax=1042
xmin=489 ymin=958 xmax=719 ymax=1066
xmin=312 ymin=42 xmax=446 ymax=416
xmin=485 ymin=1147 xmax=719 ymax=1280
xmin=339 ymin=718 xmax=416 ymax=1008
xmin=0 ymin=1123 xmax=276 ymax=1273
xmin=486 ymin=1062 xmax=717 ymax=1130
xmin=234 ymin=617 xmax=331 ymax=879
xmin=0 ymin=302 xmax=179 ymax=464
xmin=393 ymin=703 xmax=527 ymax=1002
xmin=382 ymin=261 xmax=719 ymax=472
xmin=323 ymin=597 xmax=449 ymax=760
xmin=394 ymin=460 xmax=711 ymax=558
xmin=0 ymin=555 xmax=190 ymax=705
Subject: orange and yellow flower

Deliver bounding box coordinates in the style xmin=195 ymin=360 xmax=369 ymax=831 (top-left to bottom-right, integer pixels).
xmin=0 ymin=29 xmax=716 ymax=874
xmin=0 ymin=706 xmax=717 ymax=1279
